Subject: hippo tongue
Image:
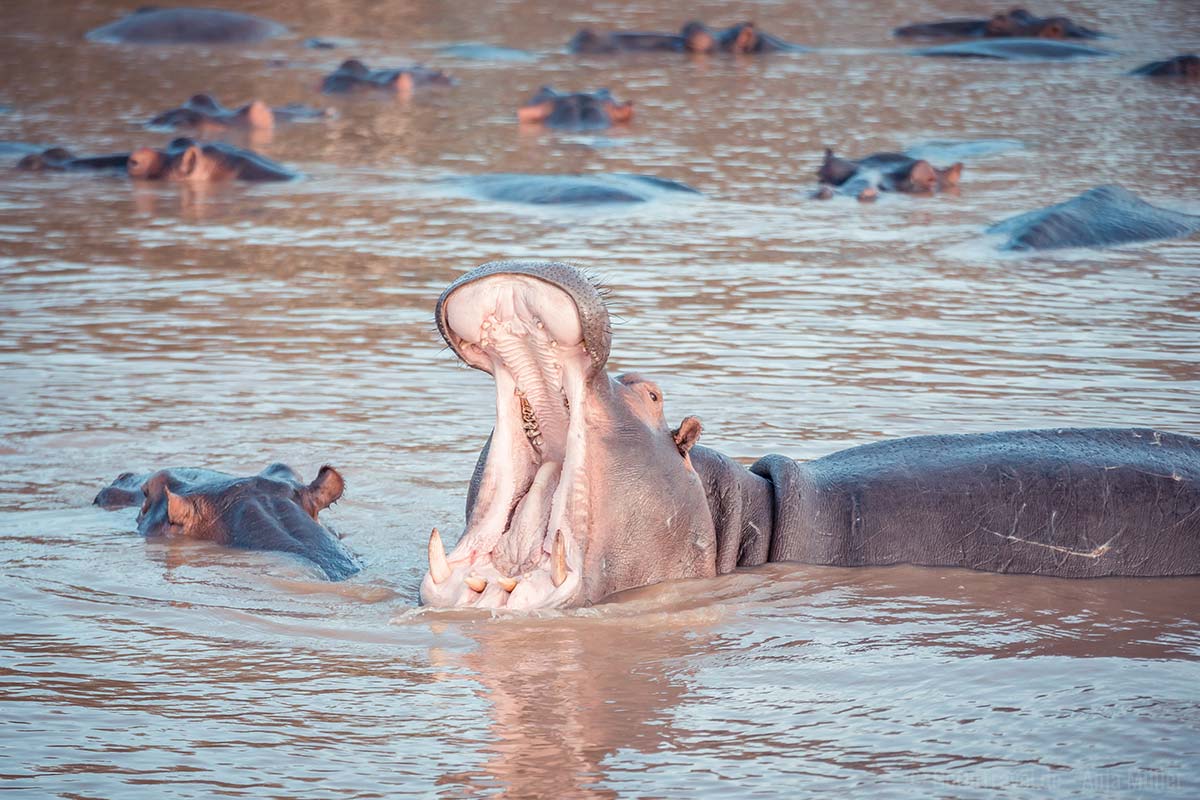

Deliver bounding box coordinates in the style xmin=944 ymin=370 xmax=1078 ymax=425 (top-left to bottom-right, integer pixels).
xmin=421 ymin=274 xmax=590 ymax=609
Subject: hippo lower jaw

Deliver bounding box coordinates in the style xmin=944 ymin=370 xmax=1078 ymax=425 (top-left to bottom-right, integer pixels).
xmin=421 ymin=274 xmax=595 ymax=609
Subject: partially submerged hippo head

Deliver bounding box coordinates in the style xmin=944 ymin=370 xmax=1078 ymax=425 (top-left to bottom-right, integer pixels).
xmin=816 ymin=149 xmax=962 ymax=201
xmin=1132 ymin=54 xmax=1200 ymax=80
xmin=127 ymin=137 xmax=296 ymax=182
xmin=422 ymin=261 xmax=715 ymax=609
xmin=517 ymin=87 xmax=634 ymax=130
xmin=96 ymin=463 xmax=357 ymax=580
xmin=321 ymin=59 xmax=455 ymax=95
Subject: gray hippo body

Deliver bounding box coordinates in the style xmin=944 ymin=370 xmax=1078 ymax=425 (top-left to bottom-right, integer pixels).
xmin=86 ymin=8 xmax=286 ymax=44
xmin=569 ymin=21 xmax=805 ymax=55
xmin=1132 ymin=55 xmax=1199 ymax=80
xmin=17 ymin=147 xmax=130 ymax=172
xmin=815 ymin=148 xmax=962 ymax=201
xmin=321 ymin=59 xmax=455 ymax=94
xmin=461 ymin=174 xmax=700 ymax=205
xmin=96 ymin=463 xmax=358 ymax=580
xmin=895 ymin=9 xmax=1102 ymax=40
xmin=419 ymin=261 xmax=1200 ymax=610
xmin=149 ymin=94 xmax=330 ymax=131
xmin=990 ymin=186 xmax=1200 ymax=250
xmin=913 ymin=38 xmax=1112 ymax=60
xmin=127 ymin=137 xmax=297 ymax=182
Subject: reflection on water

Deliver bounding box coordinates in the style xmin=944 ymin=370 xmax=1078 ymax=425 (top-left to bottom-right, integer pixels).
xmin=1 ymin=0 xmax=1199 ymax=797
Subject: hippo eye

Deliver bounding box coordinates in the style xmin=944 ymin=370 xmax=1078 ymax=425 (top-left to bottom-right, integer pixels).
xmin=648 ymin=390 xmax=660 ymax=403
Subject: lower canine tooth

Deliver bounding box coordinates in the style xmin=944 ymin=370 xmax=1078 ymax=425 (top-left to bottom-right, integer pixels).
xmin=551 ymin=529 xmax=568 ymax=588
xmin=498 ymin=576 xmax=517 ymax=592
xmin=428 ymin=528 xmax=451 ymax=584
xmin=465 ymin=575 xmax=487 ymax=593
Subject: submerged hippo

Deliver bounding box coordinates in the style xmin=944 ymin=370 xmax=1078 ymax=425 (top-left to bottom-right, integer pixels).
xmin=895 ymin=8 xmax=1102 ymax=39
xmin=16 ymin=147 xmax=130 ymax=172
xmin=459 ymin=173 xmax=700 ymax=205
xmin=96 ymin=464 xmax=358 ymax=580
xmin=1132 ymin=54 xmax=1200 ymax=80
xmin=518 ymin=87 xmax=633 ymax=130
xmin=568 ymin=20 xmax=805 ymax=55
xmin=989 ymin=185 xmax=1200 ymax=250
xmin=86 ymin=7 xmax=286 ymax=44
xmin=149 ymin=94 xmax=331 ymax=131
xmin=815 ymin=148 xmax=962 ymax=201
xmin=321 ymin=59 xmax=455 ymax=95
xmin=420 ymin=260 xmax=1200 ymax=609
xmin=127 ymin=137 xmax=297 ymax=181
xmin=913 ymin=39 xmax=1112 ymax=60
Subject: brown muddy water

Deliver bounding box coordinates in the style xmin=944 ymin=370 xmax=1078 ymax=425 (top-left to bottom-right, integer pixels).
xmin=1 ymin=0 xmax=1199 ymax=797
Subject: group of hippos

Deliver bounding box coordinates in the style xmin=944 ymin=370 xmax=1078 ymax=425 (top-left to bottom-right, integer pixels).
xmin=20 ymin=6 xmax=1195 ymax=608
xmin=11 ymin=5 xmax=1200 ymax=251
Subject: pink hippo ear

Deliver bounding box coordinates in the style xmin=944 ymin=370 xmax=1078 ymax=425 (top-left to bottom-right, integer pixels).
xmin=176 ymin=145 xmax=203 ymax=178
xmin=164 ymin=489 xmax=199 ymax=530
xmin=672 ymin=416 xmax=703 ymax=457
xmin=300 ymin=465 xmax=345 ymax=519
xmin=517 ymin=99 xmax=554 ymax=124
xmin=243 ymin=100 xmax=275 ymax=129
xmin=939 ymin=162 xmax=964 ymax=188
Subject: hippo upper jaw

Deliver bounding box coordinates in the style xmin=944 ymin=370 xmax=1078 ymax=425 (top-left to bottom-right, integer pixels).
xmin=424 ymin=263 xmax=615 ymax=609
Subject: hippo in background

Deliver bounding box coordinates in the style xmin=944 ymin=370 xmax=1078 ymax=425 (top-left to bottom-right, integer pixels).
xmin=814 ymin=148 xmax=962 ymax=201
xmin=16 ymin=138 xmax=295 ymax=182
xmin=894 ymin=8 xmax=1102 ymax=39
xmin=989 ymin=186 xmax=1200 ymax=250
xmin=419 ymin=261 xmax=1200 ymax=610
xmin=458 ymin=173 xmax=700 ymax=205
xmin=1132 ymin=55 xmax=1200 ymax=80
xmin=86 ymin=7 xmax=287 ymax=44
xmin=96 ymin=464 xmax=358 ymax=581
xmin=518 ymin=87 xmax=633 ymax=130
xmin=568 ymin=20 xmax=805 ymax=55
xmin=149 ymin=94 xmax=332 ymax=132
xmin=321 ymin=59 xmax=455 ymax=95
xmin=912 ymin=38 xmax=1113 ymax=60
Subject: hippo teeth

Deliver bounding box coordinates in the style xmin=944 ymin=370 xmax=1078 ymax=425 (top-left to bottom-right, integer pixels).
xmin=551 ymin=529 xmax=568 ymax=587
xmin=428 ymin=528 xmax=451 ymax=584
xmin=465 ymin=575 xmax=487 ymax=593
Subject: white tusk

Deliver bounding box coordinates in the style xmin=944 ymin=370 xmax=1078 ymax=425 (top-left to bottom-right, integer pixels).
xmin=551 ymin=529 xmax=567 ymax=588
xmin=428 ymin=528 xmax=451 ymax=584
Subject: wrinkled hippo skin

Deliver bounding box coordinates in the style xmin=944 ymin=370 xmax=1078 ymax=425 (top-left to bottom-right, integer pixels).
xmin=150 ymin=94 xmax=331 ymax=131
xmin=518 ymin=87 xmax=633 ymax=130
xmin=96 ymin=463 xmax=358 ymax=580
xmin=815 ymin=148 xmax=962 ymax=201
xmin=913 ymin=38 xmax=1112 ymax=60
xmin=1132 ymin=54 xmax=1200 ymax=80
xmin=421 ymin=261 xmax=1200 ymax=609
xmin=86 ymin=7 xmax=286 ymax=44
xmin=321 ymin=59 xmax=455 ymax=94
xmin=895 ymin=8 xmax=1101 ymax=39
xmin=569 ymin=20 xmax=806 ymax=54
xmin=989 ymin=185 xmax=1200 ymax=250
xmin=127 ymin=137 xmax=297 ymax=181
xmin=461 ymin=173 xmax=700 ymax=205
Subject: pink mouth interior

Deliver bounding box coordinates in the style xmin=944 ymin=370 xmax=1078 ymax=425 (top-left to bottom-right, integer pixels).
xmin=422 ymin=276 xmax=590 ymax=610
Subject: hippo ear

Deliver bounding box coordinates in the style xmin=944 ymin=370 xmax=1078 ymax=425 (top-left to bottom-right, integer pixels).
xmin=243 ymin=100 xmax=275 ymax=129
xmin=940 ymin=162 xmax=964 ymax=187
xmin=164 ymin=489 xmax=199 ymax=530
xmin=672 ymin=416 xmax=703 ymax=457
xmin=300 ymin=465 xmax=345 ymax=519
xmin=177 ymin=145 xmax=202 ymax=178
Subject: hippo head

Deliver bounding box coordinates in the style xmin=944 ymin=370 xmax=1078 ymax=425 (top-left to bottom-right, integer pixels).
xmin=900 ymin=159 xmax=964 ymax=193
xmin=129 ymin=139 xmax=225 ymax=182
xmin=681 ymin=21 xmax=718 ymax=53
xmin=725 ymin=22 xmax=761 ymax=53
xmin=517 ymin=87 xmax=633 ymax=129
xmin=127 ymin=147 xmax=170 ymax=179
xmin=423 ymin=261 xmax=716 ymax=609
xmin=136 ymin=463 xmax=345 ymax=543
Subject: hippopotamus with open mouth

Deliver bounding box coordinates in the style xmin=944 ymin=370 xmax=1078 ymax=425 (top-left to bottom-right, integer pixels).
xmin=86 ymin=7 xmax=287 ymax=44
xmin=96 ymin=464 xmax=358 ymax=580
xmin=989 ymin=185 xmax=1200 ymax=250
xmin=149 ymin=94 xmax=331 ymax=131
xmin=1132 ymin=54 xmax=1200 ymax=80
xmin=894 ymin=8 xmax=1102 ymax=39
xmin=815 ymin=148 xmax=963 ymax=201
xmin=517 ymin=87 xmax=633 ymax=130
xmin=16 ymin=138 xmax=295 ymax=182
xmin=321 ymin=59 xmax=455 ymax=95
xmin=421 ymin=261 xmax=1200 ymax=609
xmin=568 ymin=20 xmax=805 ymax=55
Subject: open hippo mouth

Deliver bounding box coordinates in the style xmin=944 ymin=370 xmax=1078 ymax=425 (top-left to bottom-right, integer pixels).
xmin=422 ymin=261 xmax=613 ymax=610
